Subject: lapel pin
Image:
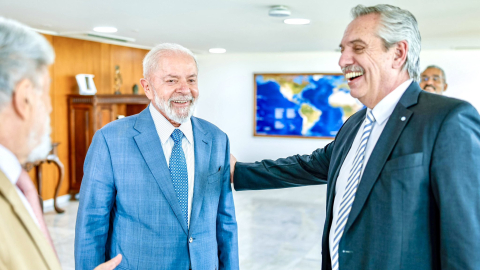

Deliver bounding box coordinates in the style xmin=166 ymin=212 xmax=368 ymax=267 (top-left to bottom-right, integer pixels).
xmin=400 ymin=116 xmax=406 ymax=121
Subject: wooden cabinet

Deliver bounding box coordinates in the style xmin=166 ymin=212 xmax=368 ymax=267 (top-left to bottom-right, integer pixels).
xmin=68 ymin=94 xmax=150 ymax=193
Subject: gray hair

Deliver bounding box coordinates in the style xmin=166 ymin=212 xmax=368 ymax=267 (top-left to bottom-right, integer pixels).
xmin=0 ymin=17 xmax=55 ymax=109
xmin=351 ymin=4 xmax=421 ymax=82
xmin=143 ymin=43 xmax=197 ymax=79
xmin=424 ymin=65 xmax=447 ymax=83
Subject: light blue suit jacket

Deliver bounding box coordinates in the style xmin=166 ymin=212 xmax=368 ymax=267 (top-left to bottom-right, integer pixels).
xmin=74 ymin=108 xmax=238 ymax=270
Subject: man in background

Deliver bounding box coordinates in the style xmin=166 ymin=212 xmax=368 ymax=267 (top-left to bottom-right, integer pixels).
xmin=231 ymin=4 xmax=480 ymax=270
xmin=0 ymin=17 xmax=121 ymax=269
xmin=75 ymin=43 xmax=238 ymax=270
xmin=420 ymin=65 xmax=448 ymax=94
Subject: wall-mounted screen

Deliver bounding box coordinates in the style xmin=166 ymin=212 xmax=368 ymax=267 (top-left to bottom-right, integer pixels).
xmin=254 ymin=73 xmax=363 ymax=139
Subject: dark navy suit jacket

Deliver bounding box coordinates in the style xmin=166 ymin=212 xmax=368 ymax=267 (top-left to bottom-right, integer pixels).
xmin=235 ymin=82 xmax=480 ymax=269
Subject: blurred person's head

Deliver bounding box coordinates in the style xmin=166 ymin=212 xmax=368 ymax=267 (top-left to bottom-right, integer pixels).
xmin=0 ymin=17 xmax=54 ymax=164
xmin=140 ymin=43 xmax=198 ymax=127
xmin=420 ymin=65 xmax=448 ymax=94
xmin=339 ymin=4 xmax=421 ymax=108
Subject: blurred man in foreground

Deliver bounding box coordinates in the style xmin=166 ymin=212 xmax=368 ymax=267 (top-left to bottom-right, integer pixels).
xmin=420 ymin=65 xmax=448 ymax=94
xmin=0 ymin=17 xmax=121 ymax=269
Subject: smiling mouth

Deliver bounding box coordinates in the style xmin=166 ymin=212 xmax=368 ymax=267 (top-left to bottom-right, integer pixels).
xmin=170 ymin=99 xmax=192 ymax=108
xmin=345 ymin=71 xmax=364 ymax=82
xmin=424 ymin=85 xmax=436 ymax=91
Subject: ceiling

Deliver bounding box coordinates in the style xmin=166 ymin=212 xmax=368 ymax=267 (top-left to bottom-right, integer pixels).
xmin=2 ymin=0 xmax=480 ymax=54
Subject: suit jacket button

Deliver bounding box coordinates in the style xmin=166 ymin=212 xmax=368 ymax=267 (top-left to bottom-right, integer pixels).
xmin=189 ymin=237 xmax=193 ymax=243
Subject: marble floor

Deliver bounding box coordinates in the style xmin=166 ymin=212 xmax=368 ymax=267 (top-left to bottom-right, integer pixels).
xmin=45 ymin=185 xmax=327 ymax=270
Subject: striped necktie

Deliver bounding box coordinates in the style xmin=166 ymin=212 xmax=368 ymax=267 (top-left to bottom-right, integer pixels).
xmin=331 ymin=110 xmax=376 ymax=270
xmin=169 ymin=129 xmax=189 ymax=227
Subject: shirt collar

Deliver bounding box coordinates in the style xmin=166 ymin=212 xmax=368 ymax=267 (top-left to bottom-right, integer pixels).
xmin=0 ymin=144 xmax=22 ymax=185
xmin=149 ymin=103 xmax=194 ymax=145
xmin=369 ymin=79 xmax=413 ymax=125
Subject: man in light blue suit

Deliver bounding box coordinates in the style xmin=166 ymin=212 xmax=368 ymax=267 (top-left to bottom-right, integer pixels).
xmin=75 ymin=43 xmax=239 ymax=270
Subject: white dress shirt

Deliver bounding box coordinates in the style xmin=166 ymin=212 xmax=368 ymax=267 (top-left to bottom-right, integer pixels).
xmin=149 ymin=104 xmax=195 ymax=227
xmin=0 ymin=144 xmax=39 ymax=225
xmin=329 ymin=79 xmax=413 ymax=263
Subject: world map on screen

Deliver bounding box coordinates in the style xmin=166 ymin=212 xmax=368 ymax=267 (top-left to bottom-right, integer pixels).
xmin=255 ymin=74 xmax=363 ymax=138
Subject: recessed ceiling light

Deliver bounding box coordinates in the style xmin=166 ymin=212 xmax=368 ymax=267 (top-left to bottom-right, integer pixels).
xmin=93 ymin=26 xmax=118 ymax=33
xmin=284 ymin=19 xmax=311 ymax=25
xmin=209 ymin=48 xmax=226 ymax=54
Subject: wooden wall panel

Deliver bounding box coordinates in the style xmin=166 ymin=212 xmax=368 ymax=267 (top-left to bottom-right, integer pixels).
xmin=110 ymin=46 xmax=147 ymax=95
xmin=99 ymin=43 xmax=113 ymax=94
xmin=111 ymin=46 xmax=132 ymax=94
xmin=52 ymin=36 xmax=88 ymax=198
xmin=31 ymin=34 xmax=149 ymax=200
xmin=133 ymin=49 xmax=147 ymax=95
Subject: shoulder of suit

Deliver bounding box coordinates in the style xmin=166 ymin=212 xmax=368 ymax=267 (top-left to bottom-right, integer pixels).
xmin=98 ymin=113 xmax=139 ymax=136
xmin=416 ymin=91 xmax=476 ymax=116
xmin=192 ymin=117 xmax=227 ymax=138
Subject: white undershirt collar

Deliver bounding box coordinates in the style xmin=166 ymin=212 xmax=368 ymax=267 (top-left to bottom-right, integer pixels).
xmin=370 ymin=79 xmax=413 ymax=125
xmin=149 ymin=103 xmax=194 ymax=144
xmin=0 ymin=144 xmax=21 ymax=185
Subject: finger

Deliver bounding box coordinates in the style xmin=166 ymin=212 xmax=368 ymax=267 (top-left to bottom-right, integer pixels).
xmin=230 ymin=154 xmax=237 ymax=183
xmin=95 ymin=254 xmax=122 ymax=270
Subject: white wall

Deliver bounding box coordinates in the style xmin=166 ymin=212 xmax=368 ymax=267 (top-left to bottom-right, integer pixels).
xmin=195 ymin=50 xmax=480 ymax=162
xmin=419 ymin=50 xmax=477 ymax=106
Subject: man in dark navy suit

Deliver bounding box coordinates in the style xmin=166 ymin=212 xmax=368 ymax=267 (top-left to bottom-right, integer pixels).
xmin=231 ymin=4 xmax=480 ymax=270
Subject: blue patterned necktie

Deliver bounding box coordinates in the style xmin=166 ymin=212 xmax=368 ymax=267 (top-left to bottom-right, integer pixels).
xmin=331 ymin=110 xmax=376 ymax=270
xmin=169 ymin=129 xmax=189 ymax=227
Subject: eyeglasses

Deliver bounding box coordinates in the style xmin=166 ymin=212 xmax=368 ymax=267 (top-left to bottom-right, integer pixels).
xmin=421 ymin=76 xmax=443 ymax=82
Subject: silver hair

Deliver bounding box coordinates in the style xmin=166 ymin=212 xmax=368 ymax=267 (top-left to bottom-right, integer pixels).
xmin=143 ymin=43 xmax=198 ymax=79
xmin=424 ymin=65 xmax=447 ymax=83
xmin=351 ymin=4 xmax=421 ymax=82
xmin=0 ymin=17 xmax=55 ymax=109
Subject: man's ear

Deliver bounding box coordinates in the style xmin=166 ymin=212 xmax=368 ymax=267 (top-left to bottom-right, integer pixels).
xmin=12 ymin=78 xmax=34 ymax=120
xmin=444 ymin=83 xmax=448 ymax=92
xmin=392 ymin=40 xmax=408 ymax=70
xmin=140 ymin=78 xmax=154 ymax=100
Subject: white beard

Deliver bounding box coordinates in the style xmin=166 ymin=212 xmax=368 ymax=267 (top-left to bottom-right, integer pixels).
xmin=153 ymin=88 xmax=197 ymax=124
xmin=26 ymin=113 xmax=52 ymax=163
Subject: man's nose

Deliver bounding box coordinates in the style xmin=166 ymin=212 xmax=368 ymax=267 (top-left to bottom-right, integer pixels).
xmin=177 ymin=80 xmax=190 ymax=93
xmin=338 ymin=51 xmax=353 ymax=70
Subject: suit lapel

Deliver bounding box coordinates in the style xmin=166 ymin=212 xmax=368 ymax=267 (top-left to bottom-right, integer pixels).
xmin=344 ymin=83 xmax=421 ymax=233
xmin=325 ymin=112 xmax=365 ymax=227
xmin=189 ymin=117 xmax=212 ymax=230
xmin=0 ymin=171 xmax=60 ymax=269
xmin=133 ymin=109 xmax=188 ymax=235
